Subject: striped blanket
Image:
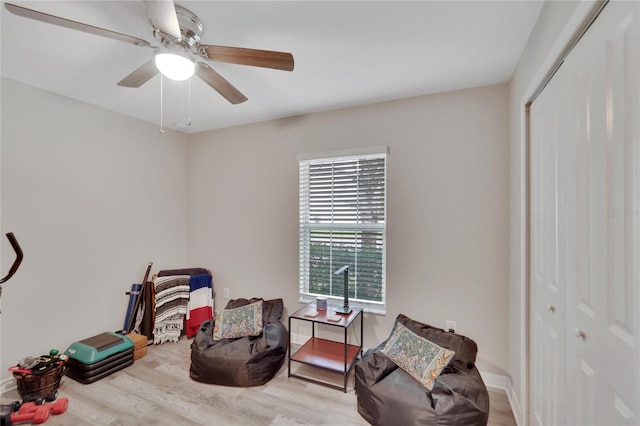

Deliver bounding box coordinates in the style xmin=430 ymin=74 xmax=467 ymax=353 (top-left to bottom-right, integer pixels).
xmin=153 ymin=275 xmax=190 ymax=344
xmin=186 ymin=274 xmax=214 ymax=338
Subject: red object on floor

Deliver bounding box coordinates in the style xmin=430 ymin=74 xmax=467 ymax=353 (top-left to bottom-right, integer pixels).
xmin=18 ymin=399 xmax=68 ymax=416
xmin=10 ymin=406 xmax=50 ymax=424
xmin=6 ymin=398 xmax=68 ymax=425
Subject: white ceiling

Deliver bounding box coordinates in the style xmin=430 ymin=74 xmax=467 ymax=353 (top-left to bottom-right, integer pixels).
xmin=1 ymin=1 xmax=544 ymax=134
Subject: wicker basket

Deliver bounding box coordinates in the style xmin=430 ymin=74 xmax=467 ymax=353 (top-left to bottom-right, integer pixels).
xmin=12 ymin=362 xmax=66 ymax=401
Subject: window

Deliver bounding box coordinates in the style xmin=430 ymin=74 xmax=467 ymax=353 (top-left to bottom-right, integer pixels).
xmin=298 ymin=147 xmax=387 ymax=314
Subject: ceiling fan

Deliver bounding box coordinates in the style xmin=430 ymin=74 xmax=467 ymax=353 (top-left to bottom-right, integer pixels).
xmin=4 ymin=1 xmax=295 ymax=105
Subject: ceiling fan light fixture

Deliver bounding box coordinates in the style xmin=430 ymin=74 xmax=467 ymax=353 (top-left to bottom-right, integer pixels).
xmin=154 ymin=51 xmax=195 ymax=81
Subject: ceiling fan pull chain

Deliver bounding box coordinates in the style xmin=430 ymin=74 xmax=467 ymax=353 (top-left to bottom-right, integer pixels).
xmin=188 ymin=78 xmax=192 ymax=127
xmin=159 ymin=74 xmax=165 ymax=134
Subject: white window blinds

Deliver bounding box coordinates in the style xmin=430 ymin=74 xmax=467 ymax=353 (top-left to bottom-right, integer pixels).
xmin=298 ymin=148 xmax=387 ymax=313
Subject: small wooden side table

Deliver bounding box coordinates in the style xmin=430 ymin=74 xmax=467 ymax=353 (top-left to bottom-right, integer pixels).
xmin=288 ymin=303 xmax=363 ymax=392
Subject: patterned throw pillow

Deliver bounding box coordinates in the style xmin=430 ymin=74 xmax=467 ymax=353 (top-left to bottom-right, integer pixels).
xmin=213 ymin=300 xmax=263 ymax=341
xmin=381 ymin=322 xmax=455 ymax=390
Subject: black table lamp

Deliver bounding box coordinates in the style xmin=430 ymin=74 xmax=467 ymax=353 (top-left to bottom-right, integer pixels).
xmin=334 ymin=265 xmax=352 ymax=315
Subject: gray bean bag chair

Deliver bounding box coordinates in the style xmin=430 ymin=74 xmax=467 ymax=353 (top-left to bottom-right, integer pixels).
xmin=355 ymin=314 xmax=489 ymax=425
xmin=190 ymin=298 xmax=288 ymax=387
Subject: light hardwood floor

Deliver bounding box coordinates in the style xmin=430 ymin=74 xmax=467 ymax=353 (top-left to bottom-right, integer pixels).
xmin=2 ymin=338 xmax=516 ymax=425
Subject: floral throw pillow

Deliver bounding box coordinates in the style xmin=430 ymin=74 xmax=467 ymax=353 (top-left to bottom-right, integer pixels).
xmin=213 ymin=300 xmax=263 ymax=341
xmin=381 ymin=322 xmax=455 ymax=390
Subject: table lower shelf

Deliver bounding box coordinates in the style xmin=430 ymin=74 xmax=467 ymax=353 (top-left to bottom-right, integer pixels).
xmin=290 ymin=337 xmax=361 ymax=373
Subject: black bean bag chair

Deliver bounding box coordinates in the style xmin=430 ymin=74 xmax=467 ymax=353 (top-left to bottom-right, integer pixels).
xmin=189 ymin=298 xmax=288 ymax=387
xmin=355 ymin=314 xmax=489 ymax=426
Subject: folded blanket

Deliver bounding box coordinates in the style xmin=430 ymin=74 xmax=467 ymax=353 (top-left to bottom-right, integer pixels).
xmin=153 ymin=275 xmax=190 ymax=344
xmin=186 ymin=274 xmax=214 ymax=338
xmin=158 ymin=268 xmax=210 ymax=277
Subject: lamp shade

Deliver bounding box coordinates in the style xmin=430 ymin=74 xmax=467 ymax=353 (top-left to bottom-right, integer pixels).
xmin=154 ymin=52 xmax=195 ymax=81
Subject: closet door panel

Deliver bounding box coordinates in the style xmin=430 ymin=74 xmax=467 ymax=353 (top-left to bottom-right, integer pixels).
xmin=575 ymin=359 xmax=597 ymax=426
xmin=568 ymin=3 xmax=638 ymax=423
xmin=601 ymin=4 xmax=639 ymax=422
xmin=563 ymin=13 xmax=608 ymax=425
xmin=530 ymin=68 xmax=567 ymax=426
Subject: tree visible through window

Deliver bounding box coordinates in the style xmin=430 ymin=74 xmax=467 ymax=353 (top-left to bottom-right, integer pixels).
xmin=298 ymin=149 xmax=387 ymax=313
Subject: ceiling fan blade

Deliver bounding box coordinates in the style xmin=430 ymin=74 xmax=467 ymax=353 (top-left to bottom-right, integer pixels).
xmin=196 ymin=63 xmax=248 ymax=105
xmin=4 ymin=3 xmax=150 ymax=47
xmin=199 ymin=45 xmax=294 ymax=71
xmin=143 ymin=0 xmax=181 ymax=41
xmin=117 ymin=60 xmax=159 ymax=88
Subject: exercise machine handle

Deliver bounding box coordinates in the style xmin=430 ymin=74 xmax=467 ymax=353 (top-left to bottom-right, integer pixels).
xmin=0 ymin=232 xmax=24 ymax=284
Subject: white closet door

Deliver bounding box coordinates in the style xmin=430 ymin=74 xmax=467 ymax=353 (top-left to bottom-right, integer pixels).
xmin=530 ymin=59 xmax=568 ymax=426
xmin=560 ymin=22 xmax=606 ymax=426
xmin=530 ymin=1 xmax=639 ymax=425
xmin=563 ymin=2 xmax=639 ymax=424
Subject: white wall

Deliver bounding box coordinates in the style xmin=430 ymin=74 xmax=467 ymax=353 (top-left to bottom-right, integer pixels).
xmin=0 ymin=78 xmax=512 ymax=386
xmin=188 ymin=84 xmax=510 ymax=376
xmin=0 ymin=79 xmax=189 ymax=381
xmin=508 ymin=1 xmax=597 ymax=422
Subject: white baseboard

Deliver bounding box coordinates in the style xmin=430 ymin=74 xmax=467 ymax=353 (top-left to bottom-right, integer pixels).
xmin=478 ymin=371 xmax=521 ymax=426
xmin=1 ymin=377 xmax=17 ymax=393
xmin=289 ymin=332 xmax=306 ymax=346
xmin=479 ymin=371 xmax=509 ymax=390
xmin=506 ymin=380 xmax=522 ymax=426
